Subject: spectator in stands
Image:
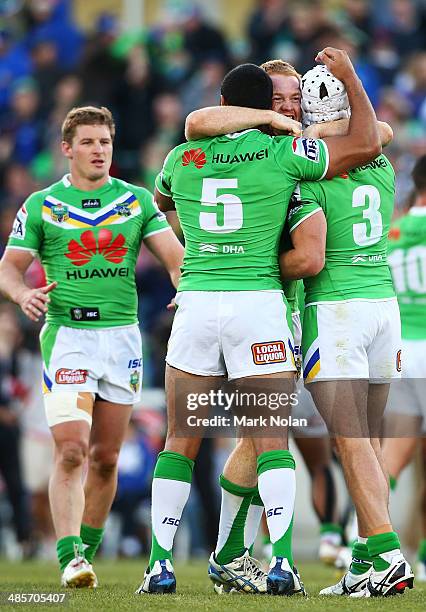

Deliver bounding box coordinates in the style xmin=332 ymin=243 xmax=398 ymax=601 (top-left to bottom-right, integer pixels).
xmin=21 ymin=0 xmax=84 ymax=70
xmin=180 ymin=3 xmax=230 ymax=73
xmin=180 ymin=57 xmax=226 ymax=117
xmin=0 ymin=26 xmax=31 ymax=113
xmin=78 ymin=13 xmax=125 ymax=108
xmin=247 ymin=0 xmax=290 ymax=65
xmin=30 ymin=35 xmax=62 ymax=119
xmin=0 ymin=302 xmax=31 ymax=556
xmin=1 ymin=77 xmax=43 ymax=165
xmin=112 ymin=44 xmax=159 ymax=179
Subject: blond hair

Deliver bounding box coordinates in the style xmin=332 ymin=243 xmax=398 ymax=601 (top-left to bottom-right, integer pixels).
xmin=260 ymin=59 xmax=301 ymax=81
xmin=61 ymin=106 xmax=115 ymax=144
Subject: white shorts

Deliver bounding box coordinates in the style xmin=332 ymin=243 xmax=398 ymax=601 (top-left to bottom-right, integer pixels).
xmin=166 ymin=291 xmax=296 ymax=379
xmin=302 ymin=298 xmax=401 ymax=382
xmin=40 ymin=324 xmax=142 ymax=404
xmin=386 ymin=338 xmax=426 ymax=433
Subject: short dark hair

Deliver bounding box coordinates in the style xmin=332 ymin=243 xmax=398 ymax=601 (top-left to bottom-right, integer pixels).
xmin=412 ymin=154 xmax=426 ymax=194
xmin=221 ymin=63 xmax=273 ymax=110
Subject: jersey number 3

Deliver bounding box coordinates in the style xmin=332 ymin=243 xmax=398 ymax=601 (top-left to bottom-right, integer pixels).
xmin=352 ymin=185 xmax=383 ymax=247
xmin=199 ymin=178 xmax=243 ymax=233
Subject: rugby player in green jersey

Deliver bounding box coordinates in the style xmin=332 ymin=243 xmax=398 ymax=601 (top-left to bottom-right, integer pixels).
xmin=383 ymin=155 xmax=426 ymax=582
xmin=186 ymin=59 xmax=394 ymax=582
xmin=280 ymin=66 xmax=414 ymax=597
xmin=136 ymin=48 xmax=384 ymax=596
xmin=0 ymin=106 xmax=184 ymax=587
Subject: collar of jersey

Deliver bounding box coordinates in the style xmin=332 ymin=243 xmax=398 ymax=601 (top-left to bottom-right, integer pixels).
xmin=225 ymin=128 xmax=262 ymax=139
xmin=62 ymin=173 xmax=112 ymax=192
xmin=409 ymin=206 xmax=426 ymax=216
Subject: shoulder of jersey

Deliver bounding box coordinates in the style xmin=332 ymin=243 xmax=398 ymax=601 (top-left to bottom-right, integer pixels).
xmin=111 ymin=177 xmax=152 ymax=199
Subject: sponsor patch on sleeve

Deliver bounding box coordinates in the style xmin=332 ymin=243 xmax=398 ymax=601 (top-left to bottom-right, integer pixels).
xmin=10 ymin=206 xmax=27 ymax=240
xmin=292 ymin=137 xmax=320 ymax=163
xmin=251 ymin=341 xmax=287 ymax=365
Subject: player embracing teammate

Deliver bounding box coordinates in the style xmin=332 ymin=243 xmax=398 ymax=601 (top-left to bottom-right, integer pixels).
xmin=135 ymin=47 xmax=412 ymax=598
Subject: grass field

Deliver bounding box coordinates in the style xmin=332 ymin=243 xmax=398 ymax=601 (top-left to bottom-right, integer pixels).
xmin=0 ymin=558 xmax=424 ymax=611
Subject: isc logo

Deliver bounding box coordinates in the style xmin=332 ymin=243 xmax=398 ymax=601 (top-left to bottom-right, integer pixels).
xmin=266 ymin=507 xmax=284 ymax=517
xmin=162 ymin=517 xmax=180 ymax=526
xmin=128 ymin=358 xmax=142 ymax=368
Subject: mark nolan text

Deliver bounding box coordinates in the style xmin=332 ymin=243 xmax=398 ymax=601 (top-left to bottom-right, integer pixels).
xmin=187 ymin=415 xmax=307 ymax=428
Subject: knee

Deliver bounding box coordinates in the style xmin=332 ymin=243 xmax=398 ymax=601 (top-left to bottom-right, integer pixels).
xmin=57 ymin=441 xmax=88 ymax=471
xmin=88 ymin=445 xmax=119 ymax=479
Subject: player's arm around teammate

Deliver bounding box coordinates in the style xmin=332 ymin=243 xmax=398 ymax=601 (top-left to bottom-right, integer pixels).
xmin=279 ymin=211 xmax=326 ymax=279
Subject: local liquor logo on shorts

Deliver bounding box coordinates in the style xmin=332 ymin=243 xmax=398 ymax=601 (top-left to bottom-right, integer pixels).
xmin=251 ymin=341 xmax=287 ymax=365
xmin=65 ymin=229 xmax=128 ymax=266
xmin=51 ymin=204 xmax=69 ymax=223
xmin=129 ymin=370 xmax=140 ymax=393
xmin=55 ymin=368 xmax=88 ymax=384
xmin=182 ymin=148 xmax=206 ymax=169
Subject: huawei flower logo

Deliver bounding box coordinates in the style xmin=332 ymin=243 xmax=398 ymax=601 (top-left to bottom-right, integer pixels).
xmin=388 ymin=227 xmax=401 ymax=241
xmin=182 ymin=148 xmax=206 ymax=169
xmin=65 ymin=229 xmax=128 ymax=266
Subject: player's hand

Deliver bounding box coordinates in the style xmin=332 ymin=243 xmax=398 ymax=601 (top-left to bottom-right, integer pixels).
xmin=167 ymin=297 xmax=176 ymax=311
xmin=270 ymin=112 xmax=302 ymax=136
xmin=16 ymin=281 xmax=57 ymax=322
xmin=303 ymin=123 xmax=321 ymax=139
xmin=315 ymin=47 xmax=355 ymax=83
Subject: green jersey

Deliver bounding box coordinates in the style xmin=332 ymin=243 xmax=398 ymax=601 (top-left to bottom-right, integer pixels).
xmin=387 ymin=207 xmax=426 ymax=339
xmin=155 ymin=130 xmax=328 ymax=291
xmin=279 ymin=221 xmax=300 ymax=313
xmin=288 ymin=155 xmax=395 ymax=304
xmin=7 ymin=175 xmax=170 ymax=328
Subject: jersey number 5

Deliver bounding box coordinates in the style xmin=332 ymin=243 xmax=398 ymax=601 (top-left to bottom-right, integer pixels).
xmin=352 ymin=185 xmax=383 ymax=247
xmin=199 ymin=178 xmax=243 ymax=233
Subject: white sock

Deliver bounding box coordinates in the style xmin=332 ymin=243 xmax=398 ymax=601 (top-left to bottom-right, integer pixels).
xmin=151 ymin=478 xmax=191 ymax=552
xmin=258 ymin=468 xmax=296 ymax=544
xmin=244 ymin=503 xmax=264 ymax=550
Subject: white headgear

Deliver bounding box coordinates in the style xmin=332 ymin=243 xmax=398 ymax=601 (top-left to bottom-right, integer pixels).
xmin=301 ymin=64 xmax=350 ymax=127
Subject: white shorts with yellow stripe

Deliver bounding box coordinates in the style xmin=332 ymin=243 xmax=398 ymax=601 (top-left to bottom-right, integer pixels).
xmin=40 ymin=323 xmax=142 ymax=426
xmin=302 ymin=298 xmax=401 ymax=383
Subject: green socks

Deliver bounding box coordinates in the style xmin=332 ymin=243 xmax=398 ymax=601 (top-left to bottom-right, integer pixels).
xmin=418 ymin=538 xmax=426 ymax=562
xmin=80 ymin=523 xmax=105 ymax=564
xmin=57 ymin=535 xmax=84 ymax=571
xmin=350 ymin=541 xmax=372 ymax=575
xmin=367 ymin=531 xmax=401 ymax=572
xmin=214 ymin=475 xmax=257 ymax=565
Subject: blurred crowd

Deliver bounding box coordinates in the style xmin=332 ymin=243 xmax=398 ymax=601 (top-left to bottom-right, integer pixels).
xmin=0 ymin=0 xmax=425 ymax=559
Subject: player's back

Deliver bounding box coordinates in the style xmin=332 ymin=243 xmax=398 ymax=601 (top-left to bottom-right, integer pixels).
xmin=387 ymin=208 xmax=426 ymax=339
xmin=294 ymin=155 xmax=395 ymax=304
xmin=156 ymin=129 xmax=324 ymax=291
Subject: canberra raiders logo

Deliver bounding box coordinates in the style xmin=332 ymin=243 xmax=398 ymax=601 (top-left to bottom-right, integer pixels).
xmin=114 ymin=203 xmax=132 ymax=217
xmin=51 ymin=204 xmax=69 ymax=223
xmin=129 ymin=370 xmax=140 ymax=393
